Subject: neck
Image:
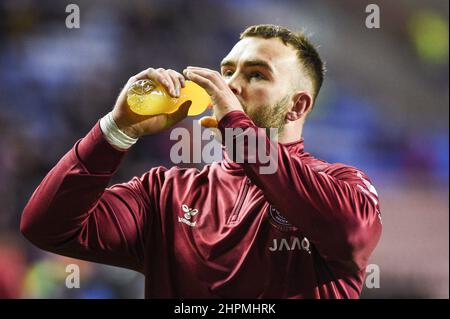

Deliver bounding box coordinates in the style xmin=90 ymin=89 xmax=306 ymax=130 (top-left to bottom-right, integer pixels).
xmin=277 ymin=123 xmax=303 ymax=144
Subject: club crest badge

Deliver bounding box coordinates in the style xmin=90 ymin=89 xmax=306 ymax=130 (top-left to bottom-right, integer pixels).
xmin=267 ymin=205 xmax=298 ymax=232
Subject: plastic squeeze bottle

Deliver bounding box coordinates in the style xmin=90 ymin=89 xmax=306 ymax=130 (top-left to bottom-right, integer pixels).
xmin=126 ymin=79 xmax=212 ymax=117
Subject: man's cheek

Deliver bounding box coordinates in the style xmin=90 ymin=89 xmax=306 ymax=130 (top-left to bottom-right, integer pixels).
xmin=252 ymin=89 xmax=270 ymax=104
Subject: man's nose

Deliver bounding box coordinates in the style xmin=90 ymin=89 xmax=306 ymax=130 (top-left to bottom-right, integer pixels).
xmin=226 ymin=77 xmax=242 ymax=95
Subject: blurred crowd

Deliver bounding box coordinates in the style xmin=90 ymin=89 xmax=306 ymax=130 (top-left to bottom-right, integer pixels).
xmin=0 ymin=0 xmax=448 ymax=298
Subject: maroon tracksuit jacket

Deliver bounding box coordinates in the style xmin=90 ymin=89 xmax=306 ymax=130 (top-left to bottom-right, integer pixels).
xmin=20 ymin=111 xmax=382 ymax=298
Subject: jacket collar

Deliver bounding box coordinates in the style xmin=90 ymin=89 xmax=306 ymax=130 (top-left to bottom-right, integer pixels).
xmin=221 ymin=138 xmax=305 ymax=172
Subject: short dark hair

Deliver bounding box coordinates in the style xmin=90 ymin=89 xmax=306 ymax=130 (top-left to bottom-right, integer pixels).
xmin=240 ymin=24 xmax=325 ymax=102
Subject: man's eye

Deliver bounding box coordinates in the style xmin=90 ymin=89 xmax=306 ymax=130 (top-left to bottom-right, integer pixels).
xmin=222 ymin=70 xmax=234 ymax=77
xmin=248 ymin=72 xmax=265 ymax=80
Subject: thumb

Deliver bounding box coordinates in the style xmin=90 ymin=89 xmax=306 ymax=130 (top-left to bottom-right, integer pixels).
xmin=166 ymin=101 xmax=192 ymax=127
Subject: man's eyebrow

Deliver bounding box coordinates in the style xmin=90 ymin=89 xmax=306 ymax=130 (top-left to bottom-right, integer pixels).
xmin=220 ymin=59 xmax=274 ymax=73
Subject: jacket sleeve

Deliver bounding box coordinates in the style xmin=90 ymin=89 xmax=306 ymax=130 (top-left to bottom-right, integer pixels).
xmin=218 ymin=111 xmax=382 ymax=271
xmin=20 ymin=122 xmax=166 ymax=273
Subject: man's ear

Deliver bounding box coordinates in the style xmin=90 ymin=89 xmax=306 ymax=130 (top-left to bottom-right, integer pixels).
xmin=285 ymin=91 xmax=313 ymax=122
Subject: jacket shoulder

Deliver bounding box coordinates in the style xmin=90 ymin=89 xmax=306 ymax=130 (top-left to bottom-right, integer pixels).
xmin=300 ymin=153 xmax=375 ymax=186
xmin=300 ymin=153 xmax=368 ymax=177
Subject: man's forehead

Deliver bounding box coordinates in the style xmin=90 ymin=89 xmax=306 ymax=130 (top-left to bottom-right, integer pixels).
xmin=221 ymin=37 xmax=298 ymax=71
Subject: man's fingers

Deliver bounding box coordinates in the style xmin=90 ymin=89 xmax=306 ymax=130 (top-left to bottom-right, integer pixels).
xmin=152 ymin=69 xmax=178 ymax=97
xmin=167 ymin=69 xmax=184 ymax=97
xmin=183 ymin=70 xmax=218 ymax=96
xmin=186 ymin=66 xmax=219 ymax=74
xmin=133 ymin=68 xmax=151 ymax=80
xmin=184 ymin=67 xmax=225 ymax=90
xmin=168 ymin=69 xmax=185 ymax=88
xmin=131 ymin=68 xmax=177 ymax=96
xmin=186 ymin=66 xmax=223 ymax=81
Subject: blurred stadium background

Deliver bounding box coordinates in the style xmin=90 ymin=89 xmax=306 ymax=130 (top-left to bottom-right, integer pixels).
xmin=0 ymin=0 xmax=448 ymax=298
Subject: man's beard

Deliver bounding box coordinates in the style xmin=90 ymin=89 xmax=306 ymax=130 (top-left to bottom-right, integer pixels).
xmin=242 ymin=95 xmax=290 ymax=133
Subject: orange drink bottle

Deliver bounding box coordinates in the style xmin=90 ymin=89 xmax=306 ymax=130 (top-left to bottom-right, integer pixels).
xmin=126 ymin=79 xmax=212 ymax=116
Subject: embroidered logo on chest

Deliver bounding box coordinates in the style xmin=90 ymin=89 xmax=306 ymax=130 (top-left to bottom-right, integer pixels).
xmin=178 ymin=204 xmax=199 ymax=227
xmin=267 ymin=205 xmax=298 ymax=232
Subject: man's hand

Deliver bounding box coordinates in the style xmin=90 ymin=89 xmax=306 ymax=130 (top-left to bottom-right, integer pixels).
xmin=112 ymin=67 xmax=191 ymax=138
xmin=183 ymin=66 xmax=244 ymax=123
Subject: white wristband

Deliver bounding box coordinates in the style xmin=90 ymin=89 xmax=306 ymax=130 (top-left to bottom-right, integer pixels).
xmin=99 ymin=112 xmax=138 ymax=150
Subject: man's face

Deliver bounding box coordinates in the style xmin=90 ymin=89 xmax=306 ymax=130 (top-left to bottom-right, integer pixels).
xmin=220 ymin=37 xmax=301 ymax=130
